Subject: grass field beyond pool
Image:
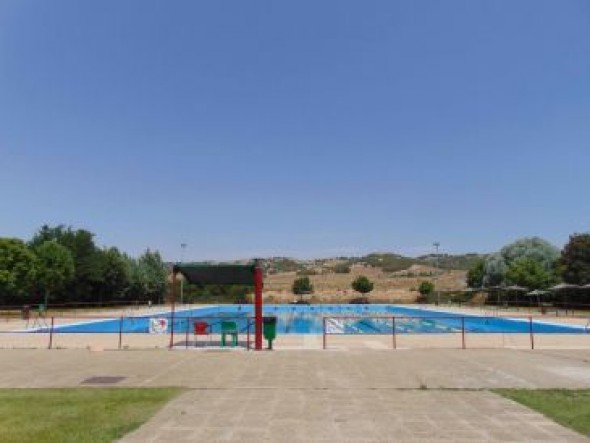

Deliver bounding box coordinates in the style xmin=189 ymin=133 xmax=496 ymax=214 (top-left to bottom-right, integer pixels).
xmin=495 ymin=389 xmax=590 ymax=437
xmin=0 ymin=388 xmax=183 ymax=443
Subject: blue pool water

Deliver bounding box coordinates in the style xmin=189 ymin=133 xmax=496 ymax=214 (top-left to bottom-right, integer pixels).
xmin=39 ymin=304 xmax=586 ymax=335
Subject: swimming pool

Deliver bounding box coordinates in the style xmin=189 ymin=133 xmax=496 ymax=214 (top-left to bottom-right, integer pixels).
xmin=39 ymin=304 xmax=586 ymax=335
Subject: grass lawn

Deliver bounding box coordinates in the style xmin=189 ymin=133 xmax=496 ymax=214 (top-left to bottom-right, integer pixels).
xmin=494 ymin=389 xmax=590 ymax=437
xmin=0 ymin=388 xmax=183 ymax=443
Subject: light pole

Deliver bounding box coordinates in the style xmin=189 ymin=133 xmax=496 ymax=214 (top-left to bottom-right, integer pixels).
xmin=180 ymin=243 xmax=187 ymax=305
xmin=433 ymin=242 xmax=440 ymax=306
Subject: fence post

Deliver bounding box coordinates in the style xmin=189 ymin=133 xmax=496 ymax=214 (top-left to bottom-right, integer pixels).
xmin=185 ymin=317 xmax=190 ymax=350
xmin=48 ymin=317 xmax=55 ymax=350
xmin=529 ymin=316 xmax=534 ymax=350
xmin=323 ymin=318 xmax=326 ymax=350
xmin=461 ymin=317 xmax=466 ymax=349
xmin=392 ymin=316 xmax=397 ymax=350
xmin=169 ymin=314 xmax=175 ymax=350
xmin=247 ymin=319 xmax=250 ymax=351
xmin=118 ymin=316 xmax=123 ymax=350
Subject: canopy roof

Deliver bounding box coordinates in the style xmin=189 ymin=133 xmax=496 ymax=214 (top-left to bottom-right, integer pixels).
xmin=173 ymin=264 xmax=256 ymax=286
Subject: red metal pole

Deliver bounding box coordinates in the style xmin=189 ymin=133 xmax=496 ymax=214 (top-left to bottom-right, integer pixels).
xmin=392 ymin=316 xmax=397 ymax=350
xmin=529 ymin=316 xmax=534 ymax=350
xmin=48 ymin=316 xmax=54 ymax=350
xmin=169 ymin=269 xmax=177 ymax=349
xmin=254 ymin=262 xmax=263 ymax=351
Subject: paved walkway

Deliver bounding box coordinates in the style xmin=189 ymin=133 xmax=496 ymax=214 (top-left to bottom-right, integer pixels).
xmin=121 ymin=389 xmax=586 ymax=442
xmin=1 ymin=348 xmax=590 ymax=441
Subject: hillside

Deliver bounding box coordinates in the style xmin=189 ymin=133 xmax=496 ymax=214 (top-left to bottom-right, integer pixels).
xmin=264 ymin=263 xmax=467 ymax=303
xmin=169 ymin=251 xmax=479 ymax=303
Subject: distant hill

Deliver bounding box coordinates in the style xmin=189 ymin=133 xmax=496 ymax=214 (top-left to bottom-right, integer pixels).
xmin=168 ymin=251 xmax=486 ymax=275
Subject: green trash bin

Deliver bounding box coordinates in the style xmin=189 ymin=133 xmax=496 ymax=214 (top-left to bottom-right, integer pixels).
xmin=263 ymin=316 xmax=277 ymax=350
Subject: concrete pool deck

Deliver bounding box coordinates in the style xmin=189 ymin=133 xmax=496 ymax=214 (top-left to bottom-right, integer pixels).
xmin=1 ymin=348 xmax=590 ymax=441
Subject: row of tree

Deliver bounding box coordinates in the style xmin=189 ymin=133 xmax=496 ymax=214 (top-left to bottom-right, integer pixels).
xmin=292 ymin=275 xmax=375 ymax=303
xmin=0 ymin=225 xmax=168 ymax=307
xmin=466 ymin=234 xmax=590 ymax=293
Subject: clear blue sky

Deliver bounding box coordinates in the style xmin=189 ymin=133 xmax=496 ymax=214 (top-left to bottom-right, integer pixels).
xmin=1 ymin=1 xmax=589 ymax=261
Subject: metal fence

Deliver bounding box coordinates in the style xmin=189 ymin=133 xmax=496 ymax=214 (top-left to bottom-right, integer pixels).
xmin=322 ymin=315 xmax=590 ymax=350
xmin=1 ymin=313 xmax=589 ymax=351
xmin=0 ymin=315 xmax=255 ymax=350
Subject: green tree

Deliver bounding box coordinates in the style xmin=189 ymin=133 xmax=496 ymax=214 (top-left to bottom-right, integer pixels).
xmin=98 ymin=247 xmax=130 ymax=301
xmin=505 ymin=257 xmax=554 ymax=290
xmin=292 ymin=276 xmax=314 ymax=301
xmin=559 ymin=233 xmax=590 ymax=285
xmin=481 ymin=237 xmax=559 ymax=287
xmin=466 ymin=258 xmax=485 ymax=288
xmin=500 ymin=237 xmax=559 ymax=272
xmin=125 ymin=256 xmax=147 ymax=300
xmin=351 ymin=275 xmax=374 ymax=295
xmin=418 ymin=281 xmax=435 ymax=296
xmin=30 ymin=225 xmax=103 ymax=302
xmin=33 ymin=241 xmax=75 ymax=306
xmin=138 ymin=249 xmax=167 ymax=302
xmin=0 ymin=238 xmax=38 ymax=303
xmin=483 ymin=253 xmax=507 ymax=286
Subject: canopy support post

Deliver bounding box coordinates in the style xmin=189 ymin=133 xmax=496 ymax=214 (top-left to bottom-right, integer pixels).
xmin=254 ymin=261 xmax=263 ymax=350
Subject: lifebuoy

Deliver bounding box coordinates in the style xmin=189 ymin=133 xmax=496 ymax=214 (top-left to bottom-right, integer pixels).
xmin=149 ymin=317 xmax=168 ymax=334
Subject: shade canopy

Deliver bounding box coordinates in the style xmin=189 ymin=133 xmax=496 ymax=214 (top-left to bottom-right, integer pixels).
xmin=173 ymin=264 xmax=256 ymax=286
xmin=504 ymin=285 xmax=528 ymax=292
xmin=550 ymin=283 xmax=580 ymax=291
xmin=526 ymin=289 xmax=549 ymax=296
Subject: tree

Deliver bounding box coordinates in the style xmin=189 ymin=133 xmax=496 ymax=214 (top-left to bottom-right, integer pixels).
xmin=483 ymin=253 xmax=507 ymax=286
xmin=466 ymin=258 xmax=485 ymax=288
xmin=137 ymin=249 xmax=167 ymax=302
xmin=0 ymin=238 xmax=38 ymax=304
xmin=351 ymin=275 xmax=374 ymax=295
xmin=97 ymin=247 xmax=130 ymax=301
xmin=418 ymin=281 xmax=435 ymax=296
xmin=30 ymin=225 xmax=103 ymax=302
xmin=500 ymin=237 xmax=559 ymax=272
xmin=480 ymin=237 xmax=559 ymax=287
xmin=505 ymin=257 xmax=554 ymax=290
xmin=560 ymin=233 xmax=590 ymax=285
xmin=33 ymin=241 xmax=75 ymax=306
xmin=292 ymin=276 xmax=314 ymax=302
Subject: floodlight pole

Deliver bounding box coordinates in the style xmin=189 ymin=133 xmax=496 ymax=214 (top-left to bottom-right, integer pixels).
xmin=433 ymin=242 xmax=440 ymax=306
xmin=180 ymin=243 xmax=187 ymax=305
xmin=254 ymin=260 xmax=264 ymax=351
xmin=169 ymin=268 xmax=177 ymax=349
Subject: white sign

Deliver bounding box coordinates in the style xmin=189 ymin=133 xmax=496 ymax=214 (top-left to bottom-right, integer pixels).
xmin=149 ymin=317 xmax=168 ymax=334
xmin=326 ymin=318 xmax=345 ymax=334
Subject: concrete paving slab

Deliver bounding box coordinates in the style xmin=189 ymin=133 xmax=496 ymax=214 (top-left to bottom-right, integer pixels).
xmin=119 ymin=389 xmax=588 ymax=442
xmin=1 ymin=348 xmax=590 ymax=389
xmin=2 ymin=348 xmax=590 ymax=442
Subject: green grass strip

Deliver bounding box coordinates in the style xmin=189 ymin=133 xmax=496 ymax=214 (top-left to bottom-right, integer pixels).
xmin=0 ymin=388 xmax=184 ymax=443
xmin=494 ymin=389 xmax=590 ymax=437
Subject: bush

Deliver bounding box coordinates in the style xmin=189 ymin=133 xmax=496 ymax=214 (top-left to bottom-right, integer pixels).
xmin=418 ymin=281 xmax=435 ymax=296
xmin=292 ymin=276 xmax=314 ymax=295
xmin=351 ymin=275 xmax=374 ymax=295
